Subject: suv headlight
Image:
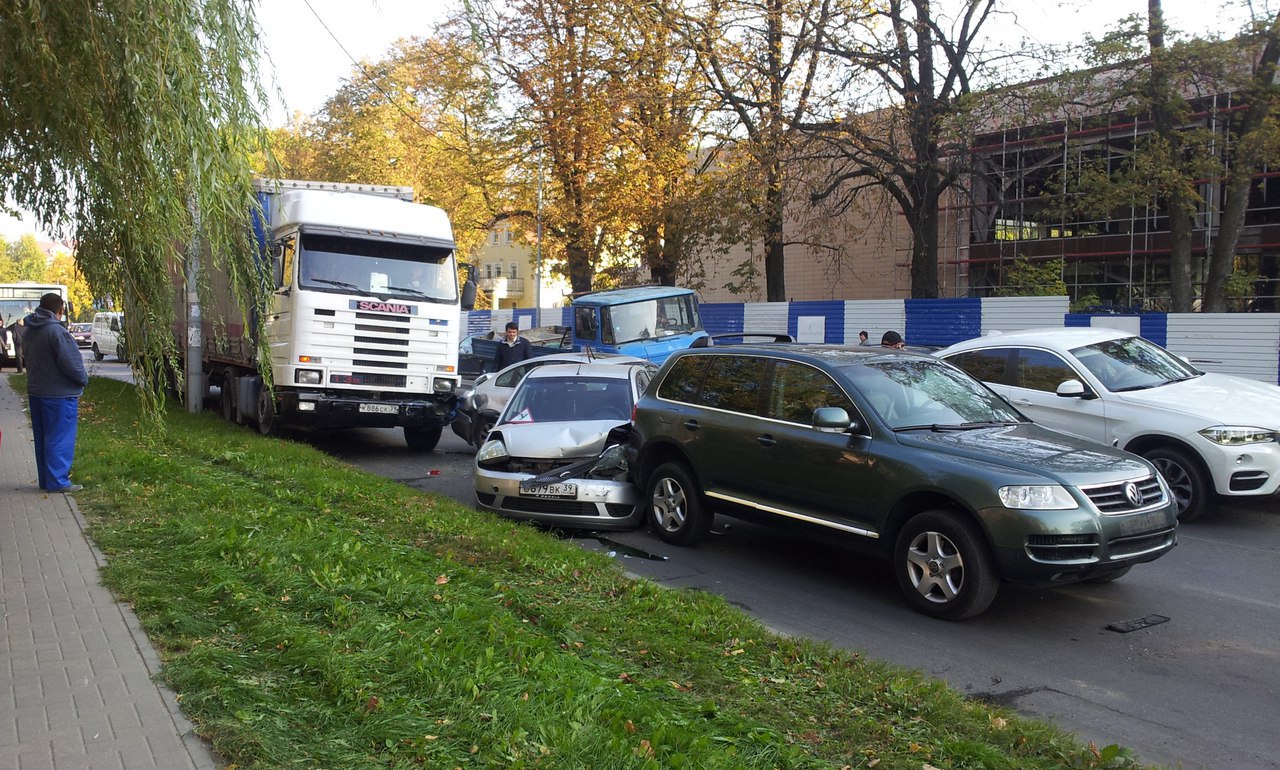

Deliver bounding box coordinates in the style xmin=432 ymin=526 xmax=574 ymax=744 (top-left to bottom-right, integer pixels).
xmin=998 ymin=484 xmax=1076 ymax=510
xmin=1199 ymin=426 xmax=1276 ymax=446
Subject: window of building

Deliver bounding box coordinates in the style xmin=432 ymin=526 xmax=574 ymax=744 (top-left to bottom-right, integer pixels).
xmin=508 ymin=263 xmax=518 ymax=279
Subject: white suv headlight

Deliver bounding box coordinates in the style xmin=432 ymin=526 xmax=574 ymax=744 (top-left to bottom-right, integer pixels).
xmin=1199 ymin=426 xmax=1276 ymax=446
xmin=998 ymin=484 xmax=1076 ymax=510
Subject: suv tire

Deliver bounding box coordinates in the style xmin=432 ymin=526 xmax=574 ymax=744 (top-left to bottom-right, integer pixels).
xmin=894 ymin=511 xmax=999 ymax=621
xmin=1142 ymin=446 xmax=1207 ymax=522
xmin=646 ymin=462 xmax=712 ymax=545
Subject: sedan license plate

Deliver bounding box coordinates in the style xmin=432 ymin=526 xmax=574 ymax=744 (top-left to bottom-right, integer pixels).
xmin=519 ymin=481 xmax=578 ymax=499
xmin=359 ymin=403 xmax=399 ymax=414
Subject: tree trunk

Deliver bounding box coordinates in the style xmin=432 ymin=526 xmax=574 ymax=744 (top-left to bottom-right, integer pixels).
xmin=1167 ymin=188 xmax=1195 ymax=311
xmin=764 ymin=160 xmax=787 ymax=301
xmin=1204 ymin=13 xmax=1280 ymax=312
xmin=907 ymin=197 xmax=941 ymax=299
xmin=1148 ymin=0 xmax=1194 ymax=312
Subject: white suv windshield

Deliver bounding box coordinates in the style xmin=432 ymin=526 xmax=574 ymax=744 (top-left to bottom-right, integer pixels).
xmin=1071 ymin=336 xmax=1201 ymax=392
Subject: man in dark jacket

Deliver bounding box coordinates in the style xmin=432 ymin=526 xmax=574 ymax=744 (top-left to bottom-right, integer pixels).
xmin=493 ymin=321 xmax=533 ymax=370
xmin=23 ymin=293 xmax=89 ymax=492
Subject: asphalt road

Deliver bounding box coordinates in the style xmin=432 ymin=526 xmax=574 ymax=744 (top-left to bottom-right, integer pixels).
xmin=86 ymin=352 xmax=1278 ymax=770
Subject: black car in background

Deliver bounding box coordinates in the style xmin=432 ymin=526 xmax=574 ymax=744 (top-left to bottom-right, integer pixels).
xmin=628 ymin=344 xmax=1178 ymax=620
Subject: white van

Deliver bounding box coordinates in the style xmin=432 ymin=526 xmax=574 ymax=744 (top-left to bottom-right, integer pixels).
xmin=91 ymin=312 xmax=125 ymax=361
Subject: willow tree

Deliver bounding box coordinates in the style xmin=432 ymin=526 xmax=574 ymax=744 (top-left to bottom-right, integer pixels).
xmin=0 ymin=0 xmax=271 ymax=412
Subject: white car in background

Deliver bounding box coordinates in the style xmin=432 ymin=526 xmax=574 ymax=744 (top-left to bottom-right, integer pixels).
xmin=937 ymin=327 xmax=1280 ymax=521
xmin=452 ymin=351 xmax=644 ymax=447
xmin=473 ymin=361 xmax=656 ymax=530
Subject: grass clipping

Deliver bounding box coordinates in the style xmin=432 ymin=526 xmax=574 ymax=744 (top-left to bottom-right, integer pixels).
xmin=66 ymin=377 xmax=1142 ymax=770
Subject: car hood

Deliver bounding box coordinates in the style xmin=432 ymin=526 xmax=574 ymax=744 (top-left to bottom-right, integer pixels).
xmin=496 ymin=420 xmax=630 ymax=459
xmin=1115 ymin=373 xmax=1280 ymax=428
xmin=897 ymin=422 xmax=1152 ymax=484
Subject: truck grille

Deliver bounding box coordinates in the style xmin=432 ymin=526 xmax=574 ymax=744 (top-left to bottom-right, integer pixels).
xmin=329 ymin=373 xmax=406 ymax=388
xmin=1079 ymin=475 xmax=1166 ymax=514
xmin=307 ymin=304 xmax=451 ymax=387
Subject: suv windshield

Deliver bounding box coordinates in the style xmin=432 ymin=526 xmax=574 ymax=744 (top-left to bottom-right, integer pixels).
xmin=842 ymin=358 xmax=1025 ymax=430
xmin=1071 ymin=336 xmax=1201 ymax=392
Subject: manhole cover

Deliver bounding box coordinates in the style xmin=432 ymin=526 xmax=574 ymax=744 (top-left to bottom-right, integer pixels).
xmin=1106 ymin=614 xmax=1170 ymax=633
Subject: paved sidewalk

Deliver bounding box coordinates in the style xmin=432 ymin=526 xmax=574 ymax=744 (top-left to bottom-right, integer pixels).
xmin=0 ymin=375 xmax=222 ymax=770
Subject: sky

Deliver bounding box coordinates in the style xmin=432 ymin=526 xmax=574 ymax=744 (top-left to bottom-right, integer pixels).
xmin=0 ymin=0 xmax=1255 ymax=244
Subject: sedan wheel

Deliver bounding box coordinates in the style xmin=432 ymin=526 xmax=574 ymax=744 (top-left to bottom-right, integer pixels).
xmin=646 ymin=462 xmax=711 ymax=545
xmin=894 ymin=510 xmax=998 ymax=620
xmin=1144 ymin=446 xmax=1207 ymax=522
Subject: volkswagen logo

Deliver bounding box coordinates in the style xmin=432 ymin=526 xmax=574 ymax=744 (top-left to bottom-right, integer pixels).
xmin=1124 ymin=482 xmax=1143 ymax=507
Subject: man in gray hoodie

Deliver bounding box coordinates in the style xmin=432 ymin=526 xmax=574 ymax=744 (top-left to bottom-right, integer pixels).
xmin=23 ymin=293 xmax=89 ymax=492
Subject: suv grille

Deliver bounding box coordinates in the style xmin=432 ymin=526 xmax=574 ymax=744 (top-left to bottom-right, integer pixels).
xmin=1026 ymin=533 xmax=1097 ymax=562
xmin=1080 ymin=475 xmax=1166 ymax=514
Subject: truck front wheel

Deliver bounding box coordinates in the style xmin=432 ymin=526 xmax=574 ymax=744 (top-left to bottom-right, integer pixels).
xmin=256 ymin=389 xmax=278 ymax=437
xmin=405 ymin=425 xmax=443 ymax=451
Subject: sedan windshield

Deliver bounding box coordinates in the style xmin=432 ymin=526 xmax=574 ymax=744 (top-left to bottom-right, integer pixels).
xmin=1070 ymin=336 xmax=1201 ymax=392
xmin=843 ymin=358 xmax=1025 ymax=430
xmin=502 ymin=376 xmax=634 ymax=424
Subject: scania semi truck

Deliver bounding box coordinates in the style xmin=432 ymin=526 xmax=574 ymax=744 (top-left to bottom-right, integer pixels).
xmin=178 ymin=179 xmax=472 ymax=450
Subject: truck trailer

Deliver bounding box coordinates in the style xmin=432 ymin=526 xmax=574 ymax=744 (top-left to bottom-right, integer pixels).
xmin=178 ymin=179 xmax=472 ymax=450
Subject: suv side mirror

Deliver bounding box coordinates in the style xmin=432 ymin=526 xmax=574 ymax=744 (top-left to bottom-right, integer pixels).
xmin=1055 ymin=379 xmax=1096 ymax=400
xmin=812 ymin=407 xmax=852 ymax=432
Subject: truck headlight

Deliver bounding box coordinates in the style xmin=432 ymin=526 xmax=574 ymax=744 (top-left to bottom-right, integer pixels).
xmin=434 ymin=378 xmax=456 ymax=393
xmin=295 ymin=369 xmax=322 ymax=385
xmin=1199 ymin=426 xmax=1276 ymax=446
xmin=998 ymin=484 xmax=1076 ymax=510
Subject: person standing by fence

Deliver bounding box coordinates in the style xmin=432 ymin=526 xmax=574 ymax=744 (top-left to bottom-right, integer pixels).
xmin=23 ymin=293 xmax=89 ymax=492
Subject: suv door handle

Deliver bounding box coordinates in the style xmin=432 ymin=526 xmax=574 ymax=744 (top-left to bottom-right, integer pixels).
xmin=682 ymin=419 xmax=700 ymax=431
xmin=756 ymin=435 xmax=776 ymax=448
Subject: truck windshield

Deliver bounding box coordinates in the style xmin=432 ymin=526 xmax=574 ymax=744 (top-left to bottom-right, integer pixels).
xmin=601 ymin=294 xmax=701 ymax=345
xmin=297 ymin=233 xmax=457 ymax=303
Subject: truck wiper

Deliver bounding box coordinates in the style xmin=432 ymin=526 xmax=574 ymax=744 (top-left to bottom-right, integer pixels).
xmin=309 ymin=278 xmax=383 ymax=299
xmin=386 ymin=285 xmax=431 ymax=299
xmin=310 ymin=278 xmax=361 ymax=291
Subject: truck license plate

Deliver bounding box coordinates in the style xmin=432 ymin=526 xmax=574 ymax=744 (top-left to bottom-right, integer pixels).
xmin=359 ymin=403 xmax=399 ymax=414
xmin=519 ymin=482 xmax=578 ymax=499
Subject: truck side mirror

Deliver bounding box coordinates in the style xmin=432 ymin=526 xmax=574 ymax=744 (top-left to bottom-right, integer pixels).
xmin=460 ymin=265 xmax=477 ymax=311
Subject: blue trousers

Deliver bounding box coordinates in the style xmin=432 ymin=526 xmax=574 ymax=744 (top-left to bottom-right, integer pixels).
xmin=29 ymin=395 xmax=79 ymax=491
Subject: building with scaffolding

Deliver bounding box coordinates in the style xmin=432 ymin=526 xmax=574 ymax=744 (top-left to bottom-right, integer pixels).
xmin=692 ymin=56 xmax=1279 ymax=311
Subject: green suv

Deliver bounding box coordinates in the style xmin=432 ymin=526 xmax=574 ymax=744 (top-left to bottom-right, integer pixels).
xmin=628 ymin=345 xmax=1179 ymax=619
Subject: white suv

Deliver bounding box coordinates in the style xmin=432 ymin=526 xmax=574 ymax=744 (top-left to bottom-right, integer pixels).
xmin=937 ymin=327 xmax=1280 ymax=521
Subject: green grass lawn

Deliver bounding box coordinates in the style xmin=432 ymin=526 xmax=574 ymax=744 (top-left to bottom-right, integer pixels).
xmin=42 ymin=376 xmax=1146 ymax=769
